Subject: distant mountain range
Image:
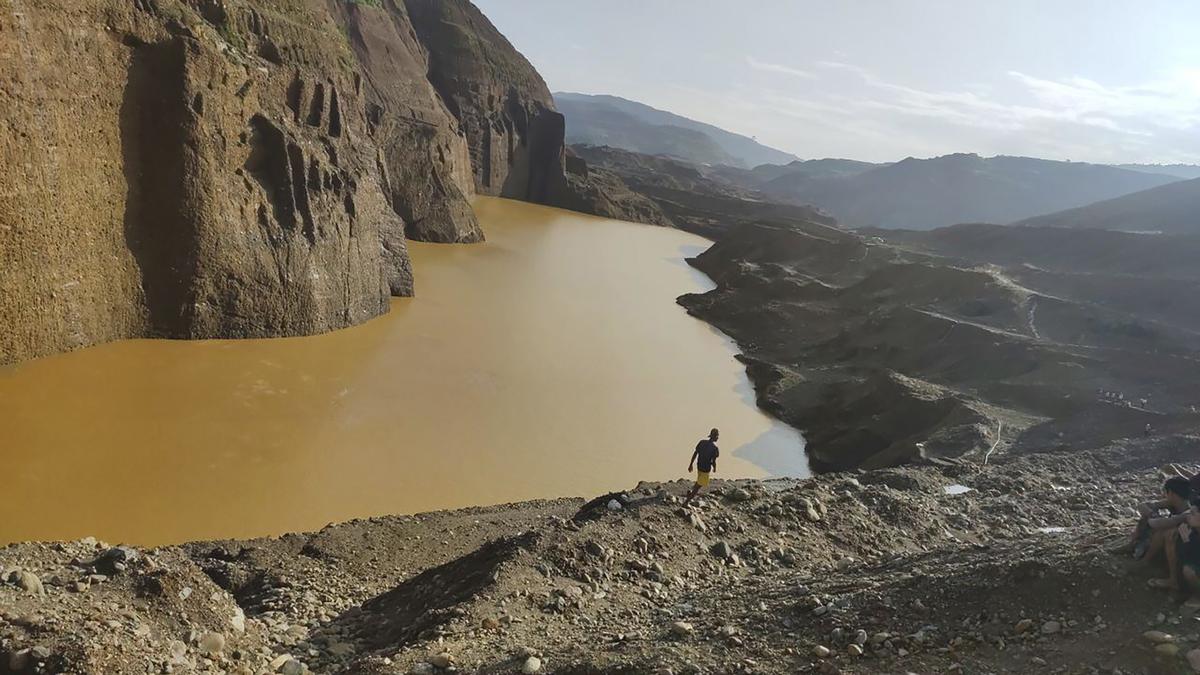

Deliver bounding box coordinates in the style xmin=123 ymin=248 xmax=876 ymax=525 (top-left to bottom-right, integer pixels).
xmin=554 ymin=92 xmax=798 ymax=169
xmin=723 ymin=153 xmax=1182 ymax=230
xmin=711 ymin=158 xmax=882 ymax=187
xmin=1016 ymin=177 xmax=1200 ymax=234
xmin=1115 ymin=164 xmax=1200 ymax=180
xmin=557 ymin=93 xmax=1198 ymax=230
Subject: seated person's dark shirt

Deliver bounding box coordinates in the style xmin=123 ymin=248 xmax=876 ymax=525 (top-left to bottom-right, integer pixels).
xmin=1182 ymin=528 xmax=1200 ymax=566
xmin=695 ymin=439 xmax=719 ymax=472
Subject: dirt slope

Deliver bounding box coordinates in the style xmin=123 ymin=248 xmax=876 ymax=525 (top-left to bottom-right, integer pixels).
xmin=4 ymin=436 xmax=1200 ymax=674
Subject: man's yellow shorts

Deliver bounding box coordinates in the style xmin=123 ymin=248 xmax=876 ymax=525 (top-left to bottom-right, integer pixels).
xmin=695 ymin=471 xmax=711 ymax=487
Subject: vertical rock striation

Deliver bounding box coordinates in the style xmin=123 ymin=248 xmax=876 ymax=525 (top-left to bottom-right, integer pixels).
xmin=0 ymin=0 xmax=608 ymax=365
xmin=402 ymin=0 xmax=570 ymax=204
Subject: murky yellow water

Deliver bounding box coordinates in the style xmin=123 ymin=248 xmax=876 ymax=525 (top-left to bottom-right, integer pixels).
xmin=0 ymin=197 xmax=806 ymax=545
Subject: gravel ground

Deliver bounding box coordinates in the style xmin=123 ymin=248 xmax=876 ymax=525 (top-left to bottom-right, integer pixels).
xmin=5 ymin=436 xmax=1200 ymax=674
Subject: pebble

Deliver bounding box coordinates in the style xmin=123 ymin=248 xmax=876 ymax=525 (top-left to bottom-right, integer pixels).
xmin=430 ymin=652 xmax=454 ymax=668
xmin=847 ymin=644 xmax=864 ymax=656
xmin=853 ymin=629 xmax=868 ymax=645
xmin=671 ymin=621 xmax=694 ymax=637
xmin=1186 ymin=648 xmax=1200 ymax=672
xmin=1157 ymin=643 xmax=1181 ymax=656
xmin=1014 ymin=618 xmax=1034 ymax=633
xmin=14 ymin=570 xmax=45 ymax=596
xmin=1041 ymin=620 xmax=1061 ymax=635
xmin=92 ymin=546 xmax=137 ymax=575
xmin=280 ymin=660 xmax=306 ymax=675
xmin=728 ymin=488 xmax=753 ymax=502
xmin=197 ymin=631 xmax=225 ymax=655
xmin=607 ymin=499 xmax=623 ymax=511
xmin=710 ymin=541 xmax=734 ymax=560
xmin=522 ymin=656 xmax=544 ymax=674
xmin=7 ymin=651 xmax=30 ymax=672
xmin=813 ymin=645 xmax=831 ymax=658
xmin=1144 ymin=630 xmax=1175 ymax=644
xmin=409 ymin=664 xmax=435 ymax=675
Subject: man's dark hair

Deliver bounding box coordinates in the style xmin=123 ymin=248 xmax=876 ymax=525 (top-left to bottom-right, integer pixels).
xmin=1165 ymin=476 xmax=1191 ymax=499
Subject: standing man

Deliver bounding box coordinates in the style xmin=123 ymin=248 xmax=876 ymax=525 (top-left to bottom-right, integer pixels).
xmin=684 ymin=428 xmax=720 ymax=506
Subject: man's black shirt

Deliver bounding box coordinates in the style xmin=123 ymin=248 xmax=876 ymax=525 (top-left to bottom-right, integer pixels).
xmin=695 ymin=439 xmax=719 ymax=472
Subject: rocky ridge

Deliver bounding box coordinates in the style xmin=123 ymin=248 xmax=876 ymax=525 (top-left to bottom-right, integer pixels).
xmin=3 ymin=435 xmax=1200 ymax=673
xmin=568 ymin=145 xmax=833 ymax=239
xmin=0 ymin=0 xmax=626 ymax=366
xmin=675 ymin=213 xmax=1200 ymax=471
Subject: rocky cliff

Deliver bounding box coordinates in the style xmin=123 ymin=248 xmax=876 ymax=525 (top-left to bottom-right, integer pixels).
xmin=0 ymin=0 xmax=597 ymax=366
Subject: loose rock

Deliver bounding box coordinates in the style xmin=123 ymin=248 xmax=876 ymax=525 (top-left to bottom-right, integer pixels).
xmin=197 ymin=631 xmax=225 ymax=655
xmin=671 ymin=621 xmax=694 ymax=637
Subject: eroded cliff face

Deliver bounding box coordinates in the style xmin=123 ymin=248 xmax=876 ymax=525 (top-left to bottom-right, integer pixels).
xmin=0 ymin=0 xmax=586 ymax=365
xmin=403 ymin=0 xmax=570 ymax=204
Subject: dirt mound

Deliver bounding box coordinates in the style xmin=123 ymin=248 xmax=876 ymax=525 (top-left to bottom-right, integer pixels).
xmin=6 ymin=436 xmax=1200 ymax=673
xmin=355 ymin=533 xmax=538 ymax=651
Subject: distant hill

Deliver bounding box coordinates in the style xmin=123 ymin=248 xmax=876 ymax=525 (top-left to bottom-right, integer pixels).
xmin=712 ymin=158 xmax=882 ymax=189
xmin=1115 ymin=164 xmax=1200 ymax=180
xmin=554 ymin=92 xmax=798 ymax=168
xmin=756 ymin=153 xmax=1182 ymax=230
xmin=1015 ymin=177 xmax=1200 ymax=234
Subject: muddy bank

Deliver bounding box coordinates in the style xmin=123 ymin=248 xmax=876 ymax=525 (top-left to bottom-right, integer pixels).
xmin=3 ymin=435 xmax=1200 ymax=673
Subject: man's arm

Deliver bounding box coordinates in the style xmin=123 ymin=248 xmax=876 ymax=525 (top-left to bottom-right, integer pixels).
xmin=1150 ymin=512 xmax=1190 ymax=530
xmin=688 ymin=448 xmax=698 ymax=471
xmin=712 ymin=447 xmax=719 ymax=473
xmin=1139 ymin=499 xmax=1168 ymax=517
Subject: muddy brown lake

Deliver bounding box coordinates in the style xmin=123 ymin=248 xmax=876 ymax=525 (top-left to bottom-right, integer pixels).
xmin=0 ymin=197 xmax=807 ymax=545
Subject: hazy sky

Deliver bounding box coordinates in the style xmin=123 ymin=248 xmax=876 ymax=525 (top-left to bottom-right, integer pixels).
xmin=473 ymin=0 xmax=1200 ymax=164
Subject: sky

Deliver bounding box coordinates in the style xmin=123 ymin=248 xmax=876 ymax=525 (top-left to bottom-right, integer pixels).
xmin=472 ymin=0 xmax=1200 ymax=164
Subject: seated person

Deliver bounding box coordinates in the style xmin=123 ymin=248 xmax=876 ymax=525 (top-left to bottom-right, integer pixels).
xmin=1160 ymin=507 xmax=1200 ymax=594
xmin=1126 ymin=476 xmax=1191 ymax=561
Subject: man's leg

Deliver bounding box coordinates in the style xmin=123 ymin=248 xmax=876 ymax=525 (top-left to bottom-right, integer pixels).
xmin=1165 ymin=531 xmax=1182 ymax=590
xmin=1183 ymin=564 xmax=1200 ymax=595
xmin=1146 ymin=528 xmax=1171 ymax=565
xmin=683 ymin=483 xmax=700 ymax=506
xmin=1133 ymin=514 xmax=1151 ymax=543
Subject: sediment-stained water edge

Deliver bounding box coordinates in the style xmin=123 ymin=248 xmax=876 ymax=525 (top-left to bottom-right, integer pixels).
xmin=0 ymin=197 xmax=806 ymax=545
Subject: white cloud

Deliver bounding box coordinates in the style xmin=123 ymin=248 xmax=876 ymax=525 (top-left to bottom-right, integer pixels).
xmin=758 ymin=61 xmax=1200 ymax=162
xmin=746 ymin=56 xmax=816 ymax=80
xmin=1007 ymin=70 xmax=1200 ymax=132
